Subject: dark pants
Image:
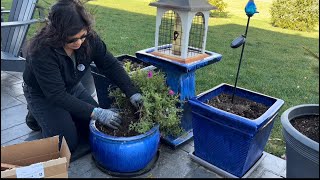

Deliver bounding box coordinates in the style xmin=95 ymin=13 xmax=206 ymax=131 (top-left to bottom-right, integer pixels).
xmin=23 ymin=82 xmax=99 ymax=152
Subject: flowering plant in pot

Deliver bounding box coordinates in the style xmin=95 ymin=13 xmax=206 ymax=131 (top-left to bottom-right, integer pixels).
xmin=188 ymin=1 xmax=284 ymax=178
xmin=104 ymin=61 xmax=183 ymax=137
xmin=89 ymin=61 xmax=183 ymax=175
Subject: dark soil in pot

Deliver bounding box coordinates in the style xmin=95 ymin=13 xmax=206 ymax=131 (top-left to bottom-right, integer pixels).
xmin=290 ymin=115 xmax=319 ymax=143
xmin=206 ymin=93 xmax=269 ymax=120
xmin=95 ymin=106 xmax=141 ymax=137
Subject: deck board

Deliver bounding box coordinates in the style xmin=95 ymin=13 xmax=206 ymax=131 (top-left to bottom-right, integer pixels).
xmin=1 ymin=131 xmax=42 ymax=146
xmin=1 ymin=122 xmax=33 ymax=145
xmin=1 ymin=92 xmax=23 ymax=110
xmin=1 ymin=104 xmax=27 ymax=130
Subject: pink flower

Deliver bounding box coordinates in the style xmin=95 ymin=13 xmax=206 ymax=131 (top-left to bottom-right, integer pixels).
xmin=168 ymin=90 xmax=174 ymax=95
xmin=147 ymin=71 xmax=153 ymax=78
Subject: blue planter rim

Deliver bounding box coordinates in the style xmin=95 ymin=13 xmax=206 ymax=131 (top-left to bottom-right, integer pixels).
xmin=281 ymin=104 xmax=319 ymax=150
xmin=90 ymin=119 xmax=160 ymax=142
xmin=189 ymin=83 xmax=284 ymax=129
xmin=136 ymin=46 xmax=222 ymax=72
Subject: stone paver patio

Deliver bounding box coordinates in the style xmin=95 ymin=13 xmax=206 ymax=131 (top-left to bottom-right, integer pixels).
xmin=1 ymin=70 xmax=286 ymax=178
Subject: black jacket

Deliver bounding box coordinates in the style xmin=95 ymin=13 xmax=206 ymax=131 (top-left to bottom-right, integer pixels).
xmin=23 ymin=34 xmax=138 ymax=119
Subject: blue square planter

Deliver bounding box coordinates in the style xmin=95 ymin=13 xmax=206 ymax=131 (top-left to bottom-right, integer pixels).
xmin=188 ymin=83 xmax=284 ymax=177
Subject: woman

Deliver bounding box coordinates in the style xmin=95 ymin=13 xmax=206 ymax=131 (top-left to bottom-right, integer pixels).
xmin=22 ymin=0 xmax=143 ymax=152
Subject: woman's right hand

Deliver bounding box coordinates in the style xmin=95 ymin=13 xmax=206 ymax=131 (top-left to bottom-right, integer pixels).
xmin=91 ymin=107 xmax=122 ymax=129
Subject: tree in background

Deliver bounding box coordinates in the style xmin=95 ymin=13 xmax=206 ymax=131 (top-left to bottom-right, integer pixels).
xmin=270 ymin=0 xmax=319 ymax=31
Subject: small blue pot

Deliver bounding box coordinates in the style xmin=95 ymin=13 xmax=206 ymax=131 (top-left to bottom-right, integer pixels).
xmin=89 ymin=120 xmax=160 ymax=173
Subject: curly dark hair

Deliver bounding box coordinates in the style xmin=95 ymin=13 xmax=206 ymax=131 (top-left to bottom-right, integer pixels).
xmin=27 ymin=0 xmax=95 ymax=56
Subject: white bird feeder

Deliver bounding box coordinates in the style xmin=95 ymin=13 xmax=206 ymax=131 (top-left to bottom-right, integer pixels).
xmin=149 ymin=0 xmax=216 ymax=64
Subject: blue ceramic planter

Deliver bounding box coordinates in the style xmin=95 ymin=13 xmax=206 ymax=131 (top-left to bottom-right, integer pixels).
xmin=188 ymin=83 xmax=284 ymax=177
xmin=89 ymin=120 xmax=160 ymax=173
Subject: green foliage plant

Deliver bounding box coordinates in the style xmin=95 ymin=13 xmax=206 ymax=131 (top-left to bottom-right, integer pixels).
xmin=109 ymin=62 xmax=184 ymax=137
xmin=208 ymin=0 xmax=228 ymax=17
xmin=270 ymin=0 xmax=319 ymax=31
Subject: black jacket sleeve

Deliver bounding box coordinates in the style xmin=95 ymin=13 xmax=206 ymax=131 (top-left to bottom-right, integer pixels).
xmin=91 ymin=35 xmax=139 ymax=98
xmin=30 ymin=52 xmax=96 ymax=119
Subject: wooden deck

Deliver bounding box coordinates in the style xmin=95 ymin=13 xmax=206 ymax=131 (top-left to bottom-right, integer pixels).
xmin=1 ymin=70 xmax=286 ymax=178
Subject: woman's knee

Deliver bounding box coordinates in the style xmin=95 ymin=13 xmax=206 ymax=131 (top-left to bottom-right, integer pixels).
xmin=59 ymin=130 xmax=79 ymax=152
xmin=42 ymin=124 xmax=79 ymax=152
xmin=34 ymin=108 xmax=79 ymax=152
xmin=74 ymin=83 xmax=99 ymax=107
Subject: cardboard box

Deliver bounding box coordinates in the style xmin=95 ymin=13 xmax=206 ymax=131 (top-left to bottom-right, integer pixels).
xmin=1 ymin=136 xmax=71 ymax=178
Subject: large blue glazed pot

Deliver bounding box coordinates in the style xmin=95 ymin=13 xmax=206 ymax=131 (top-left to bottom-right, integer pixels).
xmin=188 ymin=83 xmax=284 ymax=177
xmin=89 ymin=120 xmax=160 ymax=173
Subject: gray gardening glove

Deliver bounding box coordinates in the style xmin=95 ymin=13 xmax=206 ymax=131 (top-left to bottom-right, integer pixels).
xmin=91 ymin=107 xmax=122 ymax=129
xmin=130 ymin=93 xmax=143 ymax=109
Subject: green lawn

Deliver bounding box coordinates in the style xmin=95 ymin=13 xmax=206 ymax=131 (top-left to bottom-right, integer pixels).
xmin=2 ymin=0 xmax=319 ymax=157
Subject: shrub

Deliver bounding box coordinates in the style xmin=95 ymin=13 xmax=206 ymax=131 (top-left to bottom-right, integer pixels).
xmin=208 ymin=0 xmax=228 ymax=17
xmin=109 ymin=62 xmax=184 ymax=137
xmin=270 ymin=0 xmax=319 ymax=31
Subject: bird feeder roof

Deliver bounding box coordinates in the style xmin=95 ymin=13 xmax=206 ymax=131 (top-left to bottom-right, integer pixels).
xmin=149 ymin=0 xmax=217 ymax=11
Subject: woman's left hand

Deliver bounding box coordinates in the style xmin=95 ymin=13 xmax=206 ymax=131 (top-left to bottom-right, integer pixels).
xmin=130 ymin=93 xmax=143 ymax=109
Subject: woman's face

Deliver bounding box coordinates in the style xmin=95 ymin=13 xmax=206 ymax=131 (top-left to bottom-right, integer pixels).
xmin=64 ymin=29 xmax=88 ymax=50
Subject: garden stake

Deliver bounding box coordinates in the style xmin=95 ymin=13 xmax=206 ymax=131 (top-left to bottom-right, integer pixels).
xmin=231 ymin=0 xmax=258 ymax=103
